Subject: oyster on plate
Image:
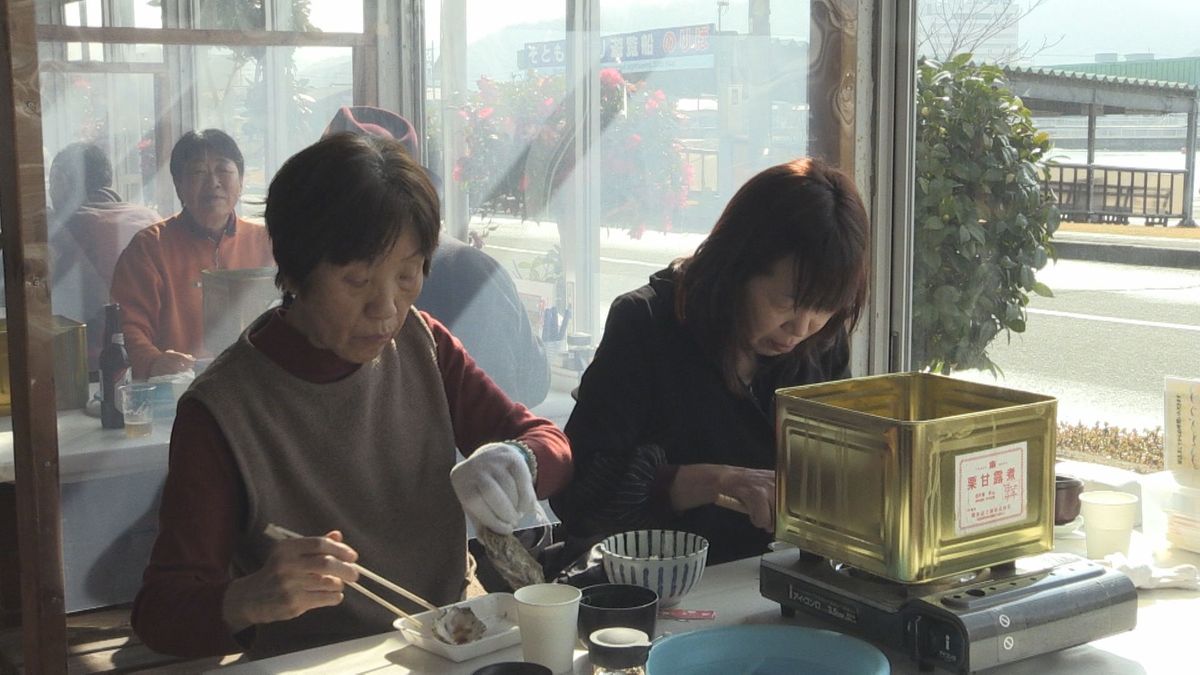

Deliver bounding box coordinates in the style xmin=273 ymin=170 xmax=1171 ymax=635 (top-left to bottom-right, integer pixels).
xmin=431 ymin=606 xmax=487 ymax=645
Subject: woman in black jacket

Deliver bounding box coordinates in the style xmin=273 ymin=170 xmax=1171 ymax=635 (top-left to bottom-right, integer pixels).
xmin=553 ymin=157 xmax=871 ymax=564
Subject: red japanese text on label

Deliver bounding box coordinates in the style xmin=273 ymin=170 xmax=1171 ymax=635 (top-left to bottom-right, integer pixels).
xmin=955 ymin=442 xmax=1028 ymax=535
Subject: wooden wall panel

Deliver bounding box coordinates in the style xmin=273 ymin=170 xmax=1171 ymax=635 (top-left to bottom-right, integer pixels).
xmin=809 ymin=0 xmax=859 ymax=175
xmin=0 ymin=0 xmax=68 ymax=671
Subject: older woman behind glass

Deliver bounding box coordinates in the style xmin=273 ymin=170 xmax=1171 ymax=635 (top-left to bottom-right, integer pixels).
xmin=132 ymin=133 xmax=572 ymax=659
xmin=110 ymin=129 xmax=275 ymax=379
xmin=552 ymin=157 xmax=870 ymax=566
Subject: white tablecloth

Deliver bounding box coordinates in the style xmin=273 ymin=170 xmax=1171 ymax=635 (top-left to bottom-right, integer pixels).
xmin=212 ymin=534 xmax=1200 ymax=675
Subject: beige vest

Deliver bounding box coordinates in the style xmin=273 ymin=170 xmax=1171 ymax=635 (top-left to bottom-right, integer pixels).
xmin=185 ymin=308 xmax=467 ymax=658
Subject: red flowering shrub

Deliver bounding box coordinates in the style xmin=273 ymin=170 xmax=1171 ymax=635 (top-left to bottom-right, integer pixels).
xmin=454 ymin=68 xmax=690 ymax=236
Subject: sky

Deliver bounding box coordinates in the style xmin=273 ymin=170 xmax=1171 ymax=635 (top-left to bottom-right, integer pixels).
xmin=1009 ymin=0 xmax=1199 ymax=66
xmin=304 ymin=1 xmax=1199 ymax=67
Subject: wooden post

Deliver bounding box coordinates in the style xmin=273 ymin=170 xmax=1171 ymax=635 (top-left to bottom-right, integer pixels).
xmin=808 ymin=0 xmax=859 ymax=175
xmin=0 ymin=0 xmax=68 ymax=672
xmin=1181 ymin=103 xmax=1197 ymax=227
xmin=1085 ymin=103 xmax=1097 ymax=221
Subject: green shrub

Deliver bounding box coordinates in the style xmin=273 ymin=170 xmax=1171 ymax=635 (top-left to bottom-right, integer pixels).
xmin=913 ymin=54 xmax=1060 ymax=374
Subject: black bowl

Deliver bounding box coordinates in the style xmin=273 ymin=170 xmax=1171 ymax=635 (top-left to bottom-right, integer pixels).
xmin=471 ymin=662 xmax=552 ymax=675
xmin=1055 ymin=474 xmax=1085 ymax=525
xmin=577 ymin=583 xmax=658 ymax=649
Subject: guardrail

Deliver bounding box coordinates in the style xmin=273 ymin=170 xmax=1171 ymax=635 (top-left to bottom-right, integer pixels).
xmin=1045 ymin=163 xmax=1187 ymax=225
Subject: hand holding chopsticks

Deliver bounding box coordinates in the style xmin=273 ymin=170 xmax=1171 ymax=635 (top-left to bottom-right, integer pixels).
xmin=264 ymin=523 xmax=437 ymax=627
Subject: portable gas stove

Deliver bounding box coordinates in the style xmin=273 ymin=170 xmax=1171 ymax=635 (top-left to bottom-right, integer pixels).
xmin=760 ymin=548 xmax=1137 ymax=673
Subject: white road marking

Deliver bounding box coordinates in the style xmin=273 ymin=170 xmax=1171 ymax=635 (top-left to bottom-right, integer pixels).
xmin=1028 ymin=308 xmax=1200 ymax=333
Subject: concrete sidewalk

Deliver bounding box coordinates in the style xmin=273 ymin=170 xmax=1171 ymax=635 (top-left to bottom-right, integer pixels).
xmin=1053 ymin=227 xmax=1200 ymax=269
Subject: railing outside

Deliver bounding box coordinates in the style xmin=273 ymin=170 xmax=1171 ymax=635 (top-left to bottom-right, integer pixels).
xmin=1045 ymin=162 xmax=1187 ymax=225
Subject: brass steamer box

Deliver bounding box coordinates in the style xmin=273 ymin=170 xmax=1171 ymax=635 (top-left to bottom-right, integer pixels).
xmin=775 ymin=372 xmax=1056 ymax=584
xmin=0 ymin=316 xmax=89 ymax=415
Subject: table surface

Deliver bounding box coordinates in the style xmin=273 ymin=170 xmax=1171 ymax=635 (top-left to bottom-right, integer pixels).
xmin=0 ymin=407 xmax=172 ymax=482
xmin=212 ymin=532 xmax=1200 ymax=675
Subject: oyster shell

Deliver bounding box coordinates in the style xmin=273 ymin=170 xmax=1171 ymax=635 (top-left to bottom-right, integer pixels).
xmin=431 ymin=606 xmax=487 ymax=645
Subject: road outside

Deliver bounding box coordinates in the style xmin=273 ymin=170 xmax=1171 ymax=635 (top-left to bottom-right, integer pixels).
xmin=473 ymin=218 xmax=1200 ymax=435
xmin=955 ymin=257 xmax=1200 ymax=432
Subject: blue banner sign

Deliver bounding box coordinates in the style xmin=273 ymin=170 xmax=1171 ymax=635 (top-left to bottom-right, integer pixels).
xmin=518 ymin=23 xmax=716 ymax=70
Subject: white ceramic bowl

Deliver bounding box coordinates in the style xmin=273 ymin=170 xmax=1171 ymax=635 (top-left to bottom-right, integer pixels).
xmin=598 ymin=530 xmax=709 ymax=607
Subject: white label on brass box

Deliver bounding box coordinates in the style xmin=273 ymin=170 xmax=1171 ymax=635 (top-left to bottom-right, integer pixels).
xmin=955 ymin=441 xmax=1028 ymax=535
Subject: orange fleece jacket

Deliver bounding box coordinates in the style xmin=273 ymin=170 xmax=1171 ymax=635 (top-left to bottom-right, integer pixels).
xmin=109 ymin=211 xmax=275 ymax=379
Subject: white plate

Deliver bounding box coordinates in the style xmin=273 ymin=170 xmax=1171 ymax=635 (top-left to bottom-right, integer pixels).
xmin=393 ymin=593 xmax=521 ymax=662
xmin=1054 ymin=515 xmax=1084 ymax=537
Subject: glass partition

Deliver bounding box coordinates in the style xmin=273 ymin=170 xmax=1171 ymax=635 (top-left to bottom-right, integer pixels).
xmin=426 ymin=0 xmax=825 ymax=401
xmin=16 ymin=0 xmax=364 ymax=617
xmin=3 ymin=0 xmax=870 ymax=645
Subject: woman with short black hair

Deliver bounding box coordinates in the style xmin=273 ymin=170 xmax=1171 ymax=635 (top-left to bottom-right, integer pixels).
xmin=132 ymin=132 xmax=572 ymax=659
xmin=553 ymin=157 xmax=871 ymax=565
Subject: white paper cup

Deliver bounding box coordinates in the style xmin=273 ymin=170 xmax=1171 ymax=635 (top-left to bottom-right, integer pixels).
xmin=514 ymin=583 xmax=582 ymax=674
xmin=1080 ymin=490 xmax=1140 ymax=559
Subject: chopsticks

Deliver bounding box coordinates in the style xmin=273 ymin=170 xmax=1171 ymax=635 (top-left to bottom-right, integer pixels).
xmin=263 ymin=523 xmax=437 ymax=627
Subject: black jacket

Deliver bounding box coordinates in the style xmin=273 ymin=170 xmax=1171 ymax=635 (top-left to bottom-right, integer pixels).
xmin=553 ymin=268 xmax=851 ymax=564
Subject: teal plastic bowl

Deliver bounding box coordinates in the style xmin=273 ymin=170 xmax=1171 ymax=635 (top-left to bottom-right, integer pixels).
xmin=647 ymin=624 xmax=889 ymax=675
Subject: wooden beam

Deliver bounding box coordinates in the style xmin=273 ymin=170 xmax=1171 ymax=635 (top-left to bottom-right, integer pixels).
xmin=0 ymin=0 xmax=67 ymax=672
xmin=38 ymin=60 xmax=166 ymax=74
xmin=809 ymin=0 xmax=859 ymax=174
xmin=36 ymin=24 xmax=368 ymax=48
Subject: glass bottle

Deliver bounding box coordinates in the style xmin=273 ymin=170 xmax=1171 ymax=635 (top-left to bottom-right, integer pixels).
xmin=99 ymin=303 xmax=130 ymax=429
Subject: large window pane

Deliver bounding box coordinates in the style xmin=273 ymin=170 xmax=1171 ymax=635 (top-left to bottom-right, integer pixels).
xmin=908 ymin=0 xmax=1200 ymax=471
xmin=427 ymin=0 xmax=822 ymax=400
xmin=24 ymin=0 xmax=359 ymax=614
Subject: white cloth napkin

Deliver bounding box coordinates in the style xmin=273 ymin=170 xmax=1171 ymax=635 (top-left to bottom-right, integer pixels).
xmin=1099 ymin=552 xmax=1200 ymax=590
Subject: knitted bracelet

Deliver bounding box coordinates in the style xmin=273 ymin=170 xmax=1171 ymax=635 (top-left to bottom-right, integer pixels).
xmin=506 ymin=439 xmax=538 ymax=484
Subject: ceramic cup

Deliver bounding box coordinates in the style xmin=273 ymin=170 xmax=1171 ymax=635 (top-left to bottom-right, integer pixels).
xmin=588 ymin=627 xmax=651 ymax=673
xmin=1080 ymin=490 xmax=1140 ymax=558
xmin=577 ymin=583 xmax=658 ymax=650
xmin=514 ymin=583 xmax=582 ymax=674
xmin=1054 ymin=474 xmax=1085 ymax=525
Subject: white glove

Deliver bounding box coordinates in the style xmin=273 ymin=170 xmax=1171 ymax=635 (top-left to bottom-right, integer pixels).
xmin=450 ymin=442 xmax=537 ymax=536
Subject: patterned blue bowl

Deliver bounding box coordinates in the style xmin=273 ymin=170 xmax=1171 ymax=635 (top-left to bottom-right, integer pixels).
xmin=598 ymin=530 xmax=709 ymax=607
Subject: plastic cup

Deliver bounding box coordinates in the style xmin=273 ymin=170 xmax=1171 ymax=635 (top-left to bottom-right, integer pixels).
xmin=1080 ymin=490 xmax=1140 ymax=558
xmin=514 ymin=583 xmax=582 ymax=674
xmin=117 ymin=383 xmax=157 ymax=438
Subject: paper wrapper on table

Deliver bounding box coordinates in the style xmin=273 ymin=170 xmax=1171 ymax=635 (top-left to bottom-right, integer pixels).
xmin=1164 ymin=376 xmax=1200 ymax=489
xmin=775 ymin=372 xmax=1057 ymax=584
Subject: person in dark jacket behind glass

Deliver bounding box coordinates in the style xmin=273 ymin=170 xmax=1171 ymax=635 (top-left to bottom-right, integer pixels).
xmin=552 ymin=157 xmax=871 ymax=565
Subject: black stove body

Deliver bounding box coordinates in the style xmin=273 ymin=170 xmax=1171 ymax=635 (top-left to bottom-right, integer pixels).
xmin=760 ymin=549 xmax=1138 ymax=673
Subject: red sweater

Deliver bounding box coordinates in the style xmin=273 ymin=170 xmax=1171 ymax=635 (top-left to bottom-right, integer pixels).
xmin=109 ymin=211 xmax=275 ymax=379
xmin=131 ymin=309 xmax=572 ymax=657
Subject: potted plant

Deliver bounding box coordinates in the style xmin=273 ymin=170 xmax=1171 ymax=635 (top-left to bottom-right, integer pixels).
xmin=912 ymin=54 xmax=1060 ymax=374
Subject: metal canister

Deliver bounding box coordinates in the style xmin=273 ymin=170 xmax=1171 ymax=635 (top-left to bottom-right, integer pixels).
xmin=774 ymin=372 xmax=1057 ymax=583
xmin=0 ymin=315 xmax=88 ymax=414
xmin=200 ymin=267 xmax=280 ymax=356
